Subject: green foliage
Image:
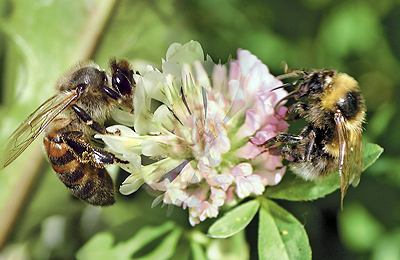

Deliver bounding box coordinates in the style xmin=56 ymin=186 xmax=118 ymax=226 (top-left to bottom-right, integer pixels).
xmin=208 ymin=200 xmax=260 ymax=238
xmin=76 ymin=222 xmax=182 ymax=260
xmin=258 ymin=198 xmax=311 ymax=260
xmin=0 ymin=0 xmax=393 ymax=259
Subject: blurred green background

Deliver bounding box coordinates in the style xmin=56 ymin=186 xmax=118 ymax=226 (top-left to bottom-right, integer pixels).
xmin=0 ymin=0 xmax=396 ymax=259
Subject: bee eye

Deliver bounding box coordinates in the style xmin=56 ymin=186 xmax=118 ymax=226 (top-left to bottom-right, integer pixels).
xmin=337 ymin=91 xmax=359 ymax=119
xmin=112 ymin=72 xmax=131 ymax=96
xmin=100 ymin=71 xmax=107 ymax=83
xmin=308 ymin=73 xmax=323 ymax=92
xmin=308 ymin=81 xmax=322 ymax=92
xmin=76 ymin=83 xmax=87 ymax=93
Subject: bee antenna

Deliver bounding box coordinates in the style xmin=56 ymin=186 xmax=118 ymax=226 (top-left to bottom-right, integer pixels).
xmin=274 ymin=90 xmax=299 ymax=111
xmin=270 ymin=82 xmax=294 ymax=92
xmin=276 ymin=70 xmax=305 ymax=81
xmin=282 ymin=61 xmax=289 ymax=73
xmin=270 ymin=78 xmax=303 ymax=92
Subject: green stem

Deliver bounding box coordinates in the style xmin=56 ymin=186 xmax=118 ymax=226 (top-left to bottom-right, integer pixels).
xmin=0 ymin=142 xmax=46 ymax=251
xmin=70 ymin=0 xmax=118 ymax=62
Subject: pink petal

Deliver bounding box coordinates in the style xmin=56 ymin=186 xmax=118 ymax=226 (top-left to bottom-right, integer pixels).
xmin=212 ymin=64 xmax=228 ymax=93
xmin=237 ymin=109 xmax=261 ymax=138
xmin=211 ymin=172 xmax=235 ymax=191
xmin=254 ymin=166 xmax=287 ymax=186
xmin=210 ymin=187 xmax=226 ymax=206
xmin=229 ymin=61 xmax=241 ymax=81
xmin=232 ymin=163 xmax=253 ymax=177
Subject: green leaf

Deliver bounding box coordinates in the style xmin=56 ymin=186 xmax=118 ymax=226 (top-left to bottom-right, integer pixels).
xmin=258 ymin=197 xmax=311 ymax=260
xmin=136 ymin=226 xmax=181 ymax=260
xmin=76 ymin=221 xmax=181 ymax=260
xmin=188 ymin=230 xmax=249 ymax=260
xmin=75 ymin=232 xmax=116 ymax=260
xmin=266 ymin=143 xmax=383 ymax=201
xmin=362 ymin=143 xmax=384 ymax=171
xmin=265 ymin=169 xmax=340 ymax=201
xmin=190 ymin=240 xmax=208 ymax=260
xmin=208 ymin=200 xmax=260 ymax=238
xmin=206 ymin=231 xmax=250 ymax=260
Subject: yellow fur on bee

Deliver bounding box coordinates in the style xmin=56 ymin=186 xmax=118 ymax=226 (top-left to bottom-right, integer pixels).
xmin=321 ymin=73 xmax=359 ymax=110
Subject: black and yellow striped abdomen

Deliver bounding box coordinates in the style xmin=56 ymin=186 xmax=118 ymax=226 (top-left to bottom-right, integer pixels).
xmin=43 ymin=128 xmax=115 ymax=206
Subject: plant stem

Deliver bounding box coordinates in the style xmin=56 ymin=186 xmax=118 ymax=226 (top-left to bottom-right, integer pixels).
xmin=70 ymin=0 xmax=118 ymax=62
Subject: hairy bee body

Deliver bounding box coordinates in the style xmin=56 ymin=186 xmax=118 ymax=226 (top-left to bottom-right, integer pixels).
xmin=43 ymin=119 xmax=116 ymax=206
xmin=262 ymin=69 xmax=366 ymax=203
xmin=0 ymin=59 xmax=135 ymax=206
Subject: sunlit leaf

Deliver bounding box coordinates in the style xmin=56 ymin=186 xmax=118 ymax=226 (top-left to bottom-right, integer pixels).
xmin=76 ymin=221 xmax=181 ymax=260
xmin=258 ymin=197 xmax=311 ymax=260
xmin=265 ymin=169 xmax=340 ymax=201
xmin=208 ymin=200 xmax=260 ymax=238
xmin=190 ymin=240 xmax=208 ymax=260
xmin=136 ymin=226 xmax=181 ymax=260
xmin=206 ymin=231 xmax=249 ymax=260
xmin=363 ymin=143 xmax=384 ymax=170
xmin=75 ymin=232 xmax=116 ymax=260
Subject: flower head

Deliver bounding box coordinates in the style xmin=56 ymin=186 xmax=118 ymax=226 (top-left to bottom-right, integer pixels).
xmin=96 ymin=41 xmax=289 ymax=225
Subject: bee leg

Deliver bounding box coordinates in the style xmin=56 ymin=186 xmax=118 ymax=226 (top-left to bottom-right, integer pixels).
xmin=304 ymin=130 xmax=316 ymax=161
xmin=268 ymin=146 xmax=301 ymax=162
xmin=102 ymin=86 xmax=123 ymax=101
xmin=71 ymin=104 xmax=111 ymax=135
xmin=261 ymin=133 xmax=303 ymax=148
xmin=62 ymin=131 xmax=128 ymax=165
xmin=253 ymin=133 xmax=302 ymax=158
xmin=91 ymin=147 xmax=129 ymax=165
xmin=102 ymin=85 xmax=132 ymax=105
xmin=285 ymin=102 xmax=308 ymax=121
xmin=293 ymin=126 xmax=316 ymax=161
xmin=260 ymin=126 xmax=315 ymax=160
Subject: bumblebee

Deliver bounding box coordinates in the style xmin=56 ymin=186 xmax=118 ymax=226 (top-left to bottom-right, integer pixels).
xmin=260 ymin=69 xmax=366 ymax=205
xmin=0 ymin=59 xmax=135 ymax=206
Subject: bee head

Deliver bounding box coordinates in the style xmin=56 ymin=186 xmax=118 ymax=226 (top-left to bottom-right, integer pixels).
xmin=57 ymin=63 xmax=106 ymax=93
xmin=106 ymin=58 xmax=135 ymax=111
xmin=295 ymin=70 xmax=336 ymax=100
xmin=273 ymin=69 xmax=336 ymax=109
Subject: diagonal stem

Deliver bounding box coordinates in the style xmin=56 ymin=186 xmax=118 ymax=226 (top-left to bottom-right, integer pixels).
xmin=70 ymin=0 xmax=118 ymax=62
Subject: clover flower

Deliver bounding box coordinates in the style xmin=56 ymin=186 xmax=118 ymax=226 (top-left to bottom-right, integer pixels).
xmin=96 ymin=41 xmax=289 ymax=225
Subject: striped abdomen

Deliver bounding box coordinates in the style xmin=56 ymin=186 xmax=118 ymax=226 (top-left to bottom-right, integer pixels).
xmin=43 ymin=129 xmax=115 ymax=206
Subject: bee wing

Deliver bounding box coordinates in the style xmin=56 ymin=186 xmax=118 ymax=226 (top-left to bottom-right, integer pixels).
xmin=334 ymin=111 xmax=363 ymax=207
xmin=347 ymin=133 xmax=363 ymax=187
xmin=0 ymin=92 xmax=79 ymax=170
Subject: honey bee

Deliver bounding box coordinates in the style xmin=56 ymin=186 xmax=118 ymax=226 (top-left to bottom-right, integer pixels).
xmin=260 ymin=69 xmax=366 ymax=205
xmin=0 ymin=58 xmax=135 ymax=206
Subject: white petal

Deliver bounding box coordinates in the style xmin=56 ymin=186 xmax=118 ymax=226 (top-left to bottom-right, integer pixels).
xmin=194 ymin=61 xmax=211 ymax=92
xmin=212 ymin=64 xmax=228 ymax=93
xmin=111 ymin=109 xmax=135 ymax=127
xmin=235 ymin=176 xmax=253 ymax=199
xmin=120 ymin=173 xmax=145 ymax=195
xmin=153 ymin=105 xmax=176 ymax=132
